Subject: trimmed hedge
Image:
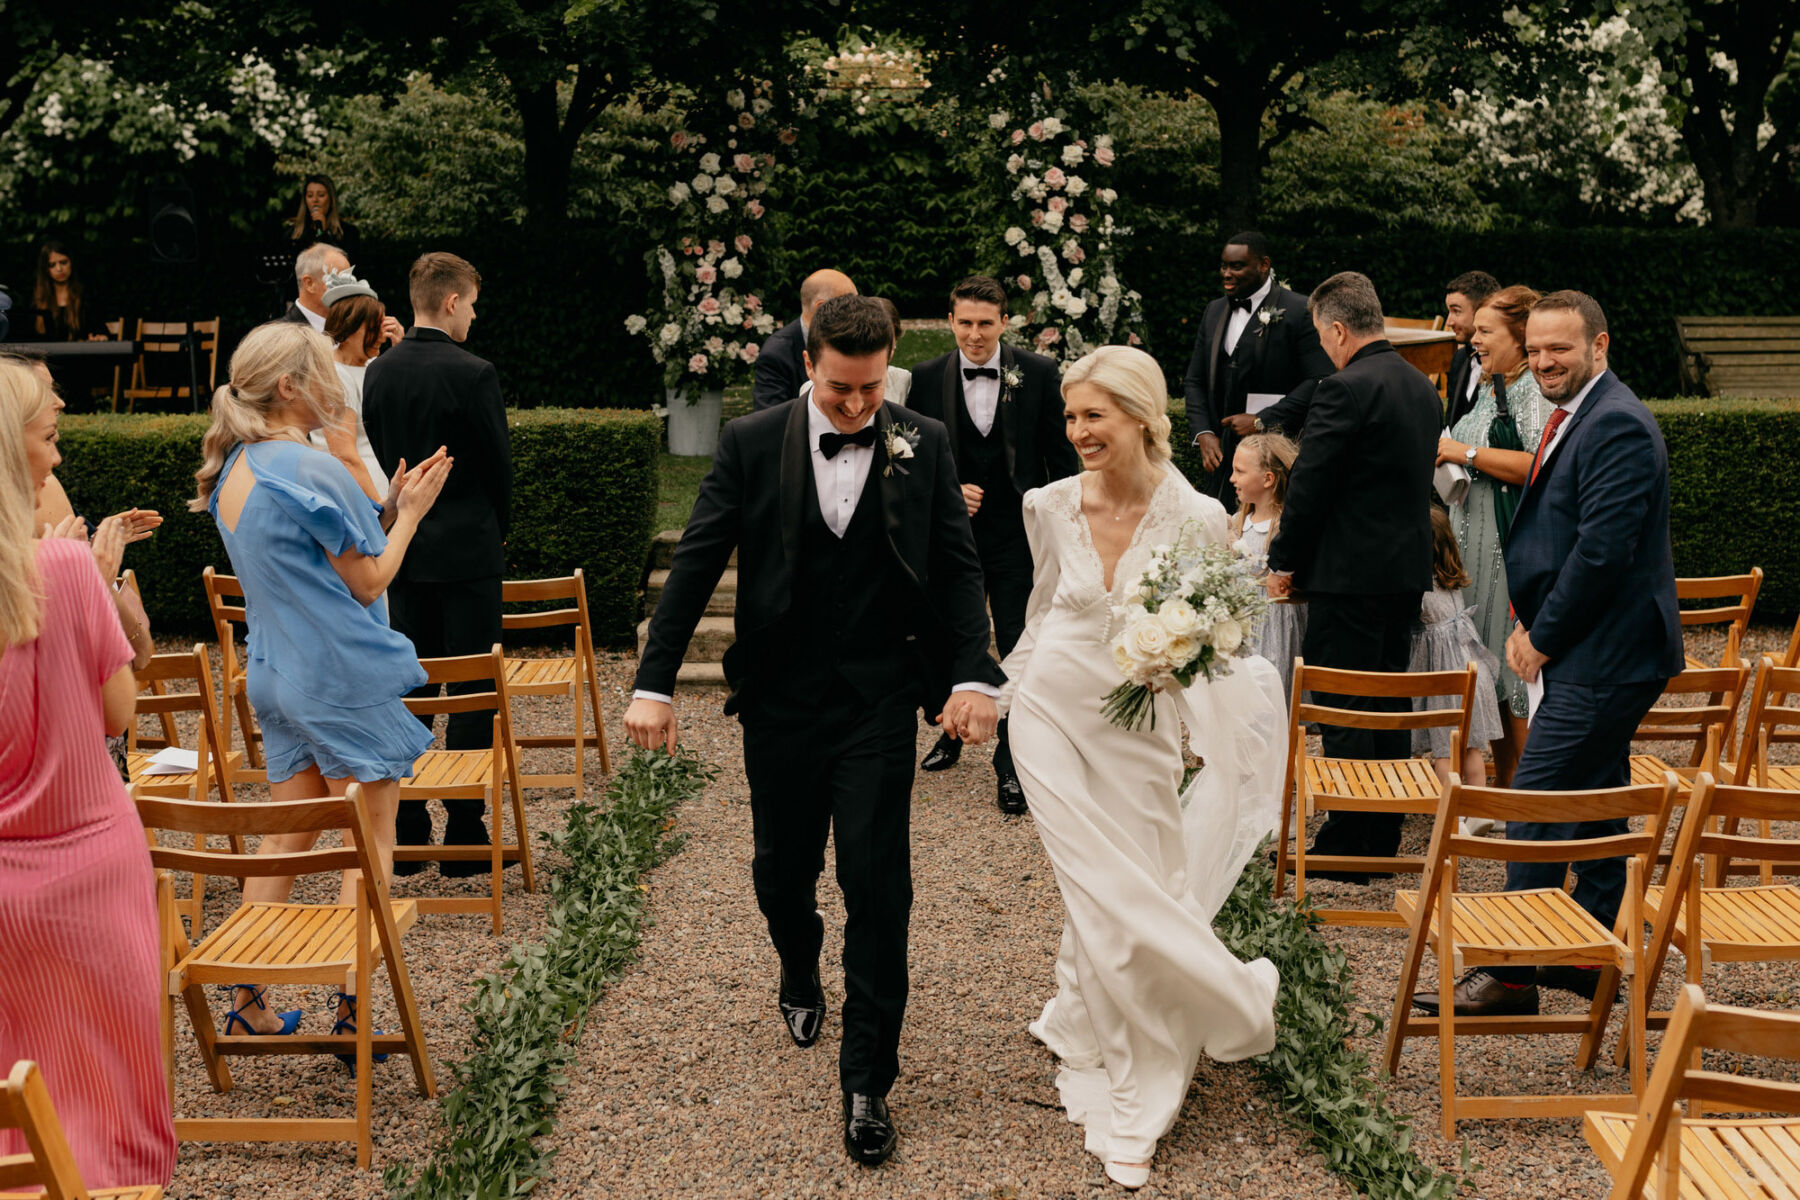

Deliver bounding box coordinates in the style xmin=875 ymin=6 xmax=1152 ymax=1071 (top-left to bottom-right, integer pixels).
xmin=53 ymin=407 xmax=661 ymax=645
xmin=1163 ymin=398 xmax=1800 ymax=616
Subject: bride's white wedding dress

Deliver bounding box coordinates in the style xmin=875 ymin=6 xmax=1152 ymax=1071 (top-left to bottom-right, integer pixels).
xmin=1000 ymin=470 xmax=1286 ymax=1167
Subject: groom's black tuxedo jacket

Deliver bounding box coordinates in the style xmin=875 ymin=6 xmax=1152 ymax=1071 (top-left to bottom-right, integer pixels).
xmin=907 ymin=344 xmax=1079 ymax=496
xmin=634 ymin=399 xmax=1003 ymax=718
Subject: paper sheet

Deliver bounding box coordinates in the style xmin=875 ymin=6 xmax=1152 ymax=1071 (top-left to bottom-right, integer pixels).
xmin=141 ymin=747 xmax=200 ymax=775
xmin=1246 ymin=392 xmax=1282 ymax=415
xmin=1526 ymin=677 xmax=1543 ymax=723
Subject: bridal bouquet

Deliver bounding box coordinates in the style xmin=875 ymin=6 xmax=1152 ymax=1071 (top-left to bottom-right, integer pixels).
xmin=1102 ymin=523 xmax=1269 ymax=730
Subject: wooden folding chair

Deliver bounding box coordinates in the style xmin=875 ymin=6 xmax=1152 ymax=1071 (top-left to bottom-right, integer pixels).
xmin=1675 ymin=569 xmax=1762 ymax=670
xmin=1737 ymin=656 xmax=1800 ymax=792
xmin=502 ymin=570 xmax=610 ymax=797
xmin=1273 ymin=659 xmax=1478 ymax=926
xmin=122 ymin=319 xmax=219 ymax=412
xmin=201 ymin=567 xmax=265 ymax=783
xmin=0 ymin=1060 xmax=163 ymax=1199
xmin=126 ymin=643 xmax=244 ymax=934
xmin=396 ymin=645 xmax=531 ymax=933
xmin=138 ymin=784 xmax=434 ymax=1170
xmin=1626 ymin=664 xmax=1747 ymax=786
xmin=1586 ymin=984 xmax=1800 ymax=1198
xmin=1383 ymin=773 xmax=1680 ymax=1137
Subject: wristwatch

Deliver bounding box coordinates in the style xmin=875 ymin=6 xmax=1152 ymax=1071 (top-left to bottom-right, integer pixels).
xmin=1463 ymin=445 xmax=1478 ymax=467
xmin=1252 ymin=416 xmax=1265 ymax=433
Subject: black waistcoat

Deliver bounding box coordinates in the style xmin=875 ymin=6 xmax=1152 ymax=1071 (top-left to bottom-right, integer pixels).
xmin=757 ymin=463 xmax=914 ymax=714
xmin=954 ymin=396 xmax=1019 ymax=520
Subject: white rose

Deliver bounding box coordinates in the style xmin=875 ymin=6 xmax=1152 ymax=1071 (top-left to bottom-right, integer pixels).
xmin=1112 ymin=642 xmax=1136 ymax=675
xmin=1165 ymin=635 xmax=1198 ymax=666
xmin=1067 ymin=267 xmax=1084 ymax=287
xmin=1098 ymin=187 xmax=1118 ymax=204
xmin=668 ymin=182 xmax=691 ymax=204
xmin=722 ymin=303 xmax=743 ymax=324
xmin=691 ymin=173 xmax=713 ymax=194
xmin=624 ymin=314 xmax=648 ymax=335
xmin=1213 ymin=618 xmax=1244 ymax=656
xmin=1065 ymin=175 xmax=1088 ymax=197
xmin=699 ymin=152 xmax=722 ymax=173
xmin=1126 ymin=617 xmax=1171 ymax=663
xmin=988 ymin=110 xmax=1009 ymax=129
xmin=1041 ymin=209 xmax=1064 ymax=233
xmin=705 ymin=195 xmax=728 ymax=213
xmin=1061 ymin=143 xmax=1085 ymax=166
xmin=1005 ymin=153 xmax=1024 ymax=174
xmin=720 ymin=258 xmax=743 ymax=279
xmin=726 ymin=89 xmax=745 ymax=110
xmin=658 ymin=322 xmax=682 ymax=346
xmin=1004 ymin=226 xmax=1026 ymax=246
xmin=753 ymin=97 xmax=772 ymax=114
xmin=1159 ymin=600 xmax=1201 ymax=637
xmin=714 ymin=174 xmax=737 ymax=196
xmin=1041 ymin=115 xmax=1064 ymax=135
xmin=889 ymin=437 xmax=914 ymax=460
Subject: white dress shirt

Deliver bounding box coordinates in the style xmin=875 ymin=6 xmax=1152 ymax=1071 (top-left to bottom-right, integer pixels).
xmin=1222 ymin=275 xmax=1275 ymax=357
xmin=298 ymin=303 xmax=326 ymax=332
xmin=1463 ymin=348 xmax=1483 ymax=405
xmin=958 ymin=350 xmax=1003 ymax=436
xmin=633 ymin=398 xmax=998 ymax=704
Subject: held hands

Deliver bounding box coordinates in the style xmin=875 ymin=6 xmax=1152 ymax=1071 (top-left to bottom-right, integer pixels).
xmin=1195 ymin=431 xmax=1222 ymax=471
xmin=1221 ymin=413 xmax=1258 ymax=436
xmin=393 ymin=447 xmax=452 ymax=524
xmin=936 ymin=690 xmax=999 ymax=745
xmin=624 ymin=698 xmax=678 ymax=752
xmin=1506 ymin=623 xmax=1549 ymax=682
xmin=1437 ymin=437 xmax=1470 ymax=466
xmin=961 ymin=483 xmax=984 ymax=518
xmin=1265 ymin=572 xmax=1294 ymax=599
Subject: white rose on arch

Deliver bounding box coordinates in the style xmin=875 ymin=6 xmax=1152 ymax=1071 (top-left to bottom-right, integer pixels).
xmin=705 ymin=195 xmax=728 ymax=213
xmin=720 ymin=258 xmax=743 ymax=279
xmin=668 ymin=182 xmax=691 ymax=204
xmin=624 ymin=314 xmax=648 ymax=335
xmin=699 ymin=152 xmax=722 ymax=173
xmin=1041 ymin=115 xmax=1064 ymax=135
xmin=1004 ymin=226 xmax=1026 ymax=246
xmin=714 ymin=175 xmax=738 ymax=196
xmin=691 ymin=173 xmax=714 ymax=193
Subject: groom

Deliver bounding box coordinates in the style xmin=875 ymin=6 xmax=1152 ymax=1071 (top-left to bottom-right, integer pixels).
xmin=626 ymin=295 xmax=1003 ymax=1167
xmin=908 ymin=274 xmax=1078 ymax=814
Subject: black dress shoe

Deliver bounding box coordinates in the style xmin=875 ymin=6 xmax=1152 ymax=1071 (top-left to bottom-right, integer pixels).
xmin=439 ymin=823 xmax=493 ymax=879
xmin=1537 ymin=965 xmax=1615 ymax=1001
xmin=920 ymin=732 xmax=961 ymax=772
xmin=996 ymin=772 xmax=1027 ymax=815
xmin=777 ymin=966 xmax=826 ymax=1048
xmin=843 ymin=1092 xmax=896 ymax=1165
xmin=1412 ymin=968 xmax=1540 ymax=1017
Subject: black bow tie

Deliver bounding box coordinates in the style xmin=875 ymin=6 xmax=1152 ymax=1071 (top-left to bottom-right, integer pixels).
xmin=963 ymin=366 xmax=999 ymax=381
xmin=1227 ymin=294 xmax=1255 ymax=312
xmin=818 ymin=426 xmax=877 ymax=458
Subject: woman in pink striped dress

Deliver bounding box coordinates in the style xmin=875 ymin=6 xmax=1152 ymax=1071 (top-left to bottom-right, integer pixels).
xmin=0 ymin=359 xmax=176 ymax=1187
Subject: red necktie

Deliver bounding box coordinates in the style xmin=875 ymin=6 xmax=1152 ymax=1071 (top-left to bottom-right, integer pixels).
xmin=1529 ymin=407 xmax=1570 ymax=486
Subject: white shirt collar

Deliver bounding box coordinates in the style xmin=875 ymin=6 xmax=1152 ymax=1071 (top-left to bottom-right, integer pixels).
xmin=1243 ymin=275 xmax=1275 ymax=310
xmin=958 ymin=348 xmax=1001 ymax=373
xmin=299 ymin=302 xmax=326 ymax=332
xmin=805 ymin=394 xmax=877 ymax=448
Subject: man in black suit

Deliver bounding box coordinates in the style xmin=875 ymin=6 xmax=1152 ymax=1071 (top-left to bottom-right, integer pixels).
xmin=627 ymin=295 xmax=1002 ymax=1166
xmin=906 ymin=275 xmax=1080 ymax=812
xmin=282 ymin=243 xmax=348 ymax=331
xmin=1416 ymin=291 xmax=1682 ymax=1018
xmin=752 ymin=268 xmax=856 ymax=410
xmin=363 ymin=252 xmax=513 ymax=876
xmin=1183 ymin=230 xmax=1334 ymax=510
xmin=1442 ymin=269 xmax=1500 ymax=431
xmin=1268 ymin=272 xmax=1440 ymax=874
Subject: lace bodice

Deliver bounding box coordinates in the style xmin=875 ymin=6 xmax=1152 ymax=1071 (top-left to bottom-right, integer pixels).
xmin=999 ymin=471 xmax=1229 ymax=711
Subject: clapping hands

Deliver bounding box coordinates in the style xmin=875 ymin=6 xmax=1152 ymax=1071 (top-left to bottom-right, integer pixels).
xmin=390 ymin=447 xmax=453 ymax=525
xmin=44 ymin=508 xmax=159 ymax=581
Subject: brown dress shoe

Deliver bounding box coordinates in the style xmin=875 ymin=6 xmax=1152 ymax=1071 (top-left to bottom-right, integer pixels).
xmin=1412 ymin=969 xmax=1539 ymax=1016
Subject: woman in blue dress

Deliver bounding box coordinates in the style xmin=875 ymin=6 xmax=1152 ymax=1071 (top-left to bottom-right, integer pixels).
xmin=188 ymin=321 xmax=451 ymax=1040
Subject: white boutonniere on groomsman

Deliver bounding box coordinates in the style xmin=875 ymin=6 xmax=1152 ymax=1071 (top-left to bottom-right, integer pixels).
xmin=1255 ymin=276 xmax=1285 ymax=339
xmin=1001 ymin=364 xmax=1024 ymax=397
xmin=883 ymin=423 xmax=921 ymax=476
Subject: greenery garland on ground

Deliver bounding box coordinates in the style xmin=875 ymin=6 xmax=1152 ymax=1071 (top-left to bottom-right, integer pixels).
xmin=383 ymin=747 xmax=712 ymax=1200
xmin=1214 ymin=848 xmax=1466 ymax=1199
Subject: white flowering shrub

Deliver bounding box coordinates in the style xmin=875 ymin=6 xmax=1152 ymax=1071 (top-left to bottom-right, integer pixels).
xmin=992 ymin=109 xmax=1144 ymax=370
xmin=626 ymin=83 xmax=788 ymax=390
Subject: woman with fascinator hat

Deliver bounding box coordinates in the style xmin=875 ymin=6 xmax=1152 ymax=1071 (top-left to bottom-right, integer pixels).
xmin=310 ymin=268 xmax=403 ymax=500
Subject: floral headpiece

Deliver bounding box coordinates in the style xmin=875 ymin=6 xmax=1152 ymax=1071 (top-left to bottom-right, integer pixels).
xmin=322 ymin=268 xmax=379 ymax=307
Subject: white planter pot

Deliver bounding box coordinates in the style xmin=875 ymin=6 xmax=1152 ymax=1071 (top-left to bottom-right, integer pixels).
xmin=666 ymin=386 xmax=723 ymax=456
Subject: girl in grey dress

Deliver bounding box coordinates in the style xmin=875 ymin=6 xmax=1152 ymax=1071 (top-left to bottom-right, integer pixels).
xmin=1410 ymin=507 xmax=1504 ymax=791
xmin=1228 ymin=433 xmax=1306 ymax=701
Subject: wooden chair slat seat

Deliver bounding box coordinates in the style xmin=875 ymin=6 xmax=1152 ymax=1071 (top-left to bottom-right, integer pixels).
xmin=1307 ymin=756 xmax=1441 ymax=800
xmin=504 ymin=657 xmax=578 ymax=688
xmin=500 ymin=571 xmax=610 ymax=795
xmin=177 ymin=900 xmax=418 ymax=981
xmin=0 ymin=1060 xmax=165 ymax=1199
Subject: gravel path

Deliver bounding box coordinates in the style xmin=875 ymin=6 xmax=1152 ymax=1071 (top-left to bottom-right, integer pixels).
xmin=158 ymin=620 xmax=1800 ymax=1199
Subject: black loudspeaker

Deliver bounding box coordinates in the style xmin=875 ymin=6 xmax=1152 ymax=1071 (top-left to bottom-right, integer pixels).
xmin=147 ymin=183 xmax=199 ymax=264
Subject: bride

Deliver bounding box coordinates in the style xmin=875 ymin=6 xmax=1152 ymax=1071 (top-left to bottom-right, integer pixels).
xmin=999 ymin=345 xmax=1287 ymax=1190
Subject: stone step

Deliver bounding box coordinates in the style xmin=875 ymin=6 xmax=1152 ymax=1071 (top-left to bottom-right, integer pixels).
xmin=645 ymin=568 xmax=737 ymax=617
xmin=675 ymin=662 xmax=729 ymax=688
xmin=650 ymin=529 xmax=737 ymax=571
xmin=638 ymin=615 xmax=734 ymax=663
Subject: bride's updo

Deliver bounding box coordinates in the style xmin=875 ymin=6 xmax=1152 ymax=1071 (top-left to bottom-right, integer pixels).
xmin=1060 ymin=345 xmax=1173 ymax=465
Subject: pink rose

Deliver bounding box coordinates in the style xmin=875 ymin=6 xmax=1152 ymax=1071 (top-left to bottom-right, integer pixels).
xmin=740 ymin=343 xmax=760 ymax=363
xmin=737 ymin=112 xmax=756 ymax=129
xmin=1016 ymin=274 xmax=1032 ymax=291
xmin=1069 ymin=213 xmax=1090 ymax=233
xmin=734 ymin=153 xmax=755 ymax=172
xmin=1047 ymin=195 xmax=1067 ymax=213
xmin=1028 ymin=121 xmax=1045 ymax=141
xmin=705 ymin=336 xmax=724 ymax=353
xmin=1043 ymin=166 xmax=1067 ymax=189
xmin=671 ymin=131 xmax=690 ymax=149
xmin=1127 ymin=332 xmax=1142 ymax=346
xmin=1063 ymin=242 xmax=1086 ymax=264
xmin=778 ymin=128 xmax=797 ymax=145
xmin=746 ymin=199 xmax=766 ymax=219
xmin=708 ymin=239 xmax=726 ymax=255
xmin=744 ymin=294 xmax=762 ymax=311
xmin=1037 ymin=326 xmax=1061 ymax=346
xmin=1094 ymin=145 xmax=1116 ymax=167
xmin=1030 ymin=209 xmax=1045 ymax=226
xmin=698 ymin=296 xmax=722 ymax=316
xmin=1010 ymin=129 xmax=1025 ymax=145
xmin=695 ymin=265 xmax=717 ymax=284
xmin=688 ymin=353 xmax=709 ymax=374
xmin=735 ymin=234 xmax=753 ymax=253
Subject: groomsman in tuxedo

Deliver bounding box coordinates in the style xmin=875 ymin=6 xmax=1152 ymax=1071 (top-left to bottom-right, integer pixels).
xmin=1443 ymin=270 xmax=1500 ymax=430
xmin=364 ymin=252 xmax=512 ymax=874
xmin=1268 ymin=272 xmax=1439 ymax=876
xmin=752 ymin=268 xmax=857 ymax=410
xmin=627 ymin=295 xmax=1002 ymax=1166
xmin=907 ymin=275 xmax=1079 ymax=814
xmin=1414 ymin=291 xmax=1682 ymax=1018
xmin=1182 ymin=230 xmax=1333 ymax=510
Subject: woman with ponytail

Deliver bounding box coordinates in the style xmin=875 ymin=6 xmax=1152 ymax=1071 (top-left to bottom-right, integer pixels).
xmin=0 ymin=359 xmax=176 ymax=1187
xmin=190 ymin=321 xmax=451 ymax=1047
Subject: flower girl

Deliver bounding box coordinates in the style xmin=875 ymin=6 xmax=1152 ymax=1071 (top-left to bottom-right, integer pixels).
xmin=1409 ymin=507 xmax=1504 ymax=802
xmin=1228 ymin=433 xmax=1305 ymax=699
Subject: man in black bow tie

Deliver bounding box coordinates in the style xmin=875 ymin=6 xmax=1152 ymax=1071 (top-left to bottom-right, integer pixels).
xmin=1182 ymin=231 xmax=1333 ymax=510
xmin=628 ymin=295 xmax=1003 ymax=1166
xmin=1442 ymin=269 xmax=1500 ymax=431
xmin=907 ymin=276 xmax=1079 ymax=812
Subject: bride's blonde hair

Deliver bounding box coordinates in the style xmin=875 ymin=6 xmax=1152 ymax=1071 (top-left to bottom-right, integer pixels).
xmin=1060 ymin=345 xmax=1173 ymax=464
xmin=190 ymin=322 xmax=342 ymax=512
xmin=0 ymin=360 xmax=52 ymax=646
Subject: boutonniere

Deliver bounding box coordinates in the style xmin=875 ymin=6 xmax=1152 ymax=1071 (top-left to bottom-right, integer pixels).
xmin=883 ymin=423 xmax=920 ymax=476
xmin=1255 ymin=306 xmax=1286 ymax=338
xmin=1001 ymin=365 xmax=1024 ymax=396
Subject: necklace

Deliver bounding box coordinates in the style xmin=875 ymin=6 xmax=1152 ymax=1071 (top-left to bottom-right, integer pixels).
xmin=1091 ymin=475 xmax=1155 ymax=521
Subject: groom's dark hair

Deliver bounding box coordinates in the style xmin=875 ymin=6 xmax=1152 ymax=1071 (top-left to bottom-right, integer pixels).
xmin=807 ymin=295 xmax=897 ymax=361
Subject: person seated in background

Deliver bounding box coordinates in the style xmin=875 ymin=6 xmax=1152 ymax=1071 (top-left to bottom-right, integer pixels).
xmin=283 ymin=243 xmax=350 ymax=332
xmin=801 ymin=296 xmax=911 ymax=406
xmin=284 ymin=174 xmax=361 ymax=265
xmin=310 ymin=269 xmax=404 ymax=501
xmin=752 ymin=268 xmax=856 ymax=410
xmin=0 ymin=357 xmax=176 ymax=1190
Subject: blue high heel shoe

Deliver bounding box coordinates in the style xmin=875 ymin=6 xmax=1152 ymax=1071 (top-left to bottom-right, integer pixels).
xmin=222 ymin=984 xmax=302 ymax=1036
xmin=332 ymin=992 xmax=390 ymax=1072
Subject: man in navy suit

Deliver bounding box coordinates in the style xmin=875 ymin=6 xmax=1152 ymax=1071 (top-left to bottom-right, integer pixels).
xmin=1414 ymin=291 xmax=1682 ymax=1018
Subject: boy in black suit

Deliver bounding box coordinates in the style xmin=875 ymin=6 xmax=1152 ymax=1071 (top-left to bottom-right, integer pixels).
xmin=363 ymin=252 xmax=513 ymax=875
